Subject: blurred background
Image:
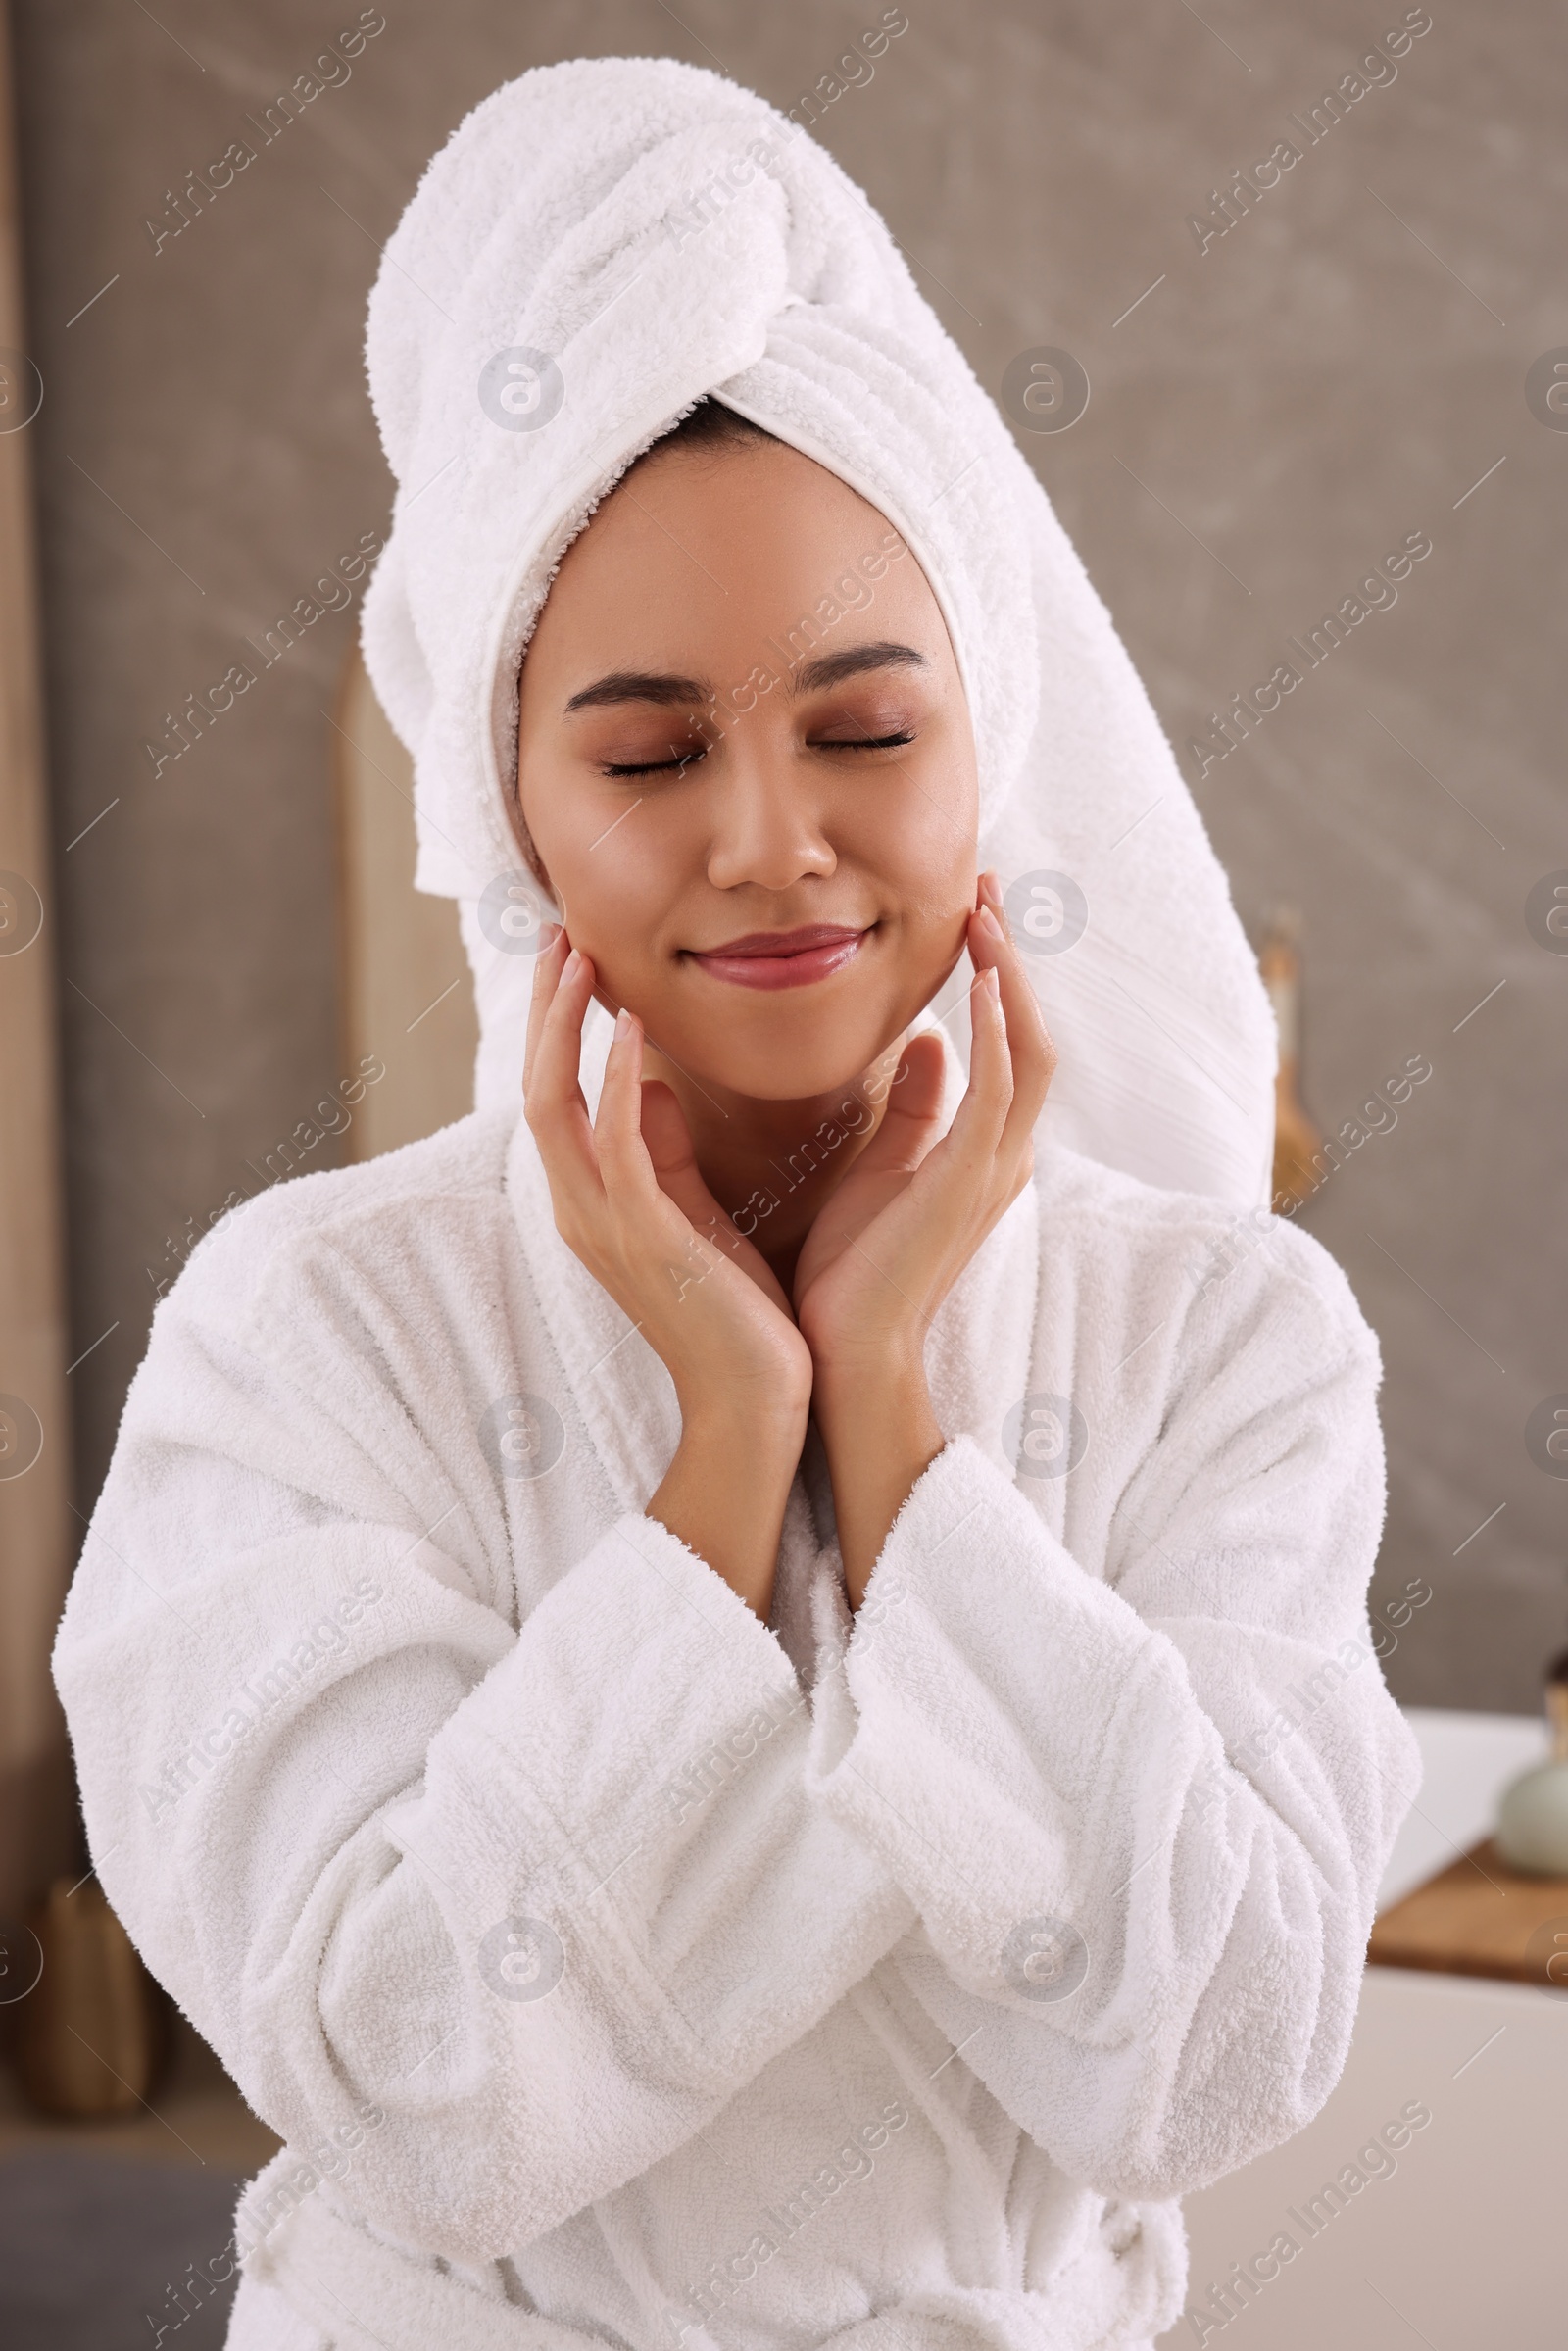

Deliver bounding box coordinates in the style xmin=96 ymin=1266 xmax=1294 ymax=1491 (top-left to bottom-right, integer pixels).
xmin=0 ymin=2 xmax=1564 ymax=2345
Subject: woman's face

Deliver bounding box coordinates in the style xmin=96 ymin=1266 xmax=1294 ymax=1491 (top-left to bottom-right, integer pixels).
xmin=514 ymin=435 xmax=979 ymax=1102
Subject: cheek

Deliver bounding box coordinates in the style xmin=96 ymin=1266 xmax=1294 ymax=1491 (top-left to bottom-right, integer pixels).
xmin=536 ymin=800 xmax=689 ymax=986
xmin=850 ymin=752 xmax=977 ymax=906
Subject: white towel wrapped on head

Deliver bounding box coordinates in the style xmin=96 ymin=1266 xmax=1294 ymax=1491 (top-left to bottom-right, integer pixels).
xmin=360 ymin=54 xmax=1277 ymax=1201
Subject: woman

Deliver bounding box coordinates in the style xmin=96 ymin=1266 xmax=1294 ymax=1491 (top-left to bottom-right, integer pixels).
xmin=54 ymin=57 xmax=1419 ymax=2351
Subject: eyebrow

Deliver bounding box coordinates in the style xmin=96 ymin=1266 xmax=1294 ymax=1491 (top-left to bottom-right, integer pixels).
xmin=562 ymin=640 xmax=928 ymax=713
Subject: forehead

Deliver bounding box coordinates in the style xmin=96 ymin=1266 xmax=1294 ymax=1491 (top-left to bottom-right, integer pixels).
xmin=522 ymin=439 xmax=956 ymax=691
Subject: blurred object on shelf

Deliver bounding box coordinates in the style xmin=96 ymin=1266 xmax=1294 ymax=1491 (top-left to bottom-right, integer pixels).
xmin=10 ymin=1878 xmax=164 ymax=2117
xmin=1370 ymin=1669 xmax=1568 ymax=1982
xmin=1494 ymin=1644 xmax=1568 ymax=1878
xmin=1367 ymin=1836 xmax=1568 ymax=1986
xmin=1259 ymin=903 xmax=1325 ymax=1213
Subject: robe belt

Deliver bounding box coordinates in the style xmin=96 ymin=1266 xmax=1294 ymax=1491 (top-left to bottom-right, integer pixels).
xmin=239 ymin=2150 xmax=1067 ymax=2351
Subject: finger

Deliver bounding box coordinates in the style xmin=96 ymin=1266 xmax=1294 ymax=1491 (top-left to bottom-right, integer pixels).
xmin=841 ymin=1033 xmax=947 ymax=1179
xmin=523 ymin=926 xmax=571 ymax=1098
xmin=977 ymin=873 xmax=1054 ymax=1070
xmin=639 ymin=1081 xmax=795 ymax=1314
xmin=957 ymin=957 xmax=1013 ymax=1156
xmin=593 ymin=1006 xmax=662 ymax=1207
xmin=970 ymin=897 xmax=1057 ymax=1153
xmin=639 ymin=1079 xmax=733 ymax=1235
xmin=898 ymin=967 xmax=1009 ymax=1231
xmin=526 ymin=946 xmax=601 ymax=1184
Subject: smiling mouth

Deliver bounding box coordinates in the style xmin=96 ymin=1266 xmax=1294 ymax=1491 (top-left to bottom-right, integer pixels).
xmin=686 ymin=923 xmax=872 ymax=992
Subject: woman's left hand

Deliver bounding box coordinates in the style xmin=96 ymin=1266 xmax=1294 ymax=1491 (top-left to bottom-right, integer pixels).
xmin=793 ymin=870 xmax=1056 ymax=1602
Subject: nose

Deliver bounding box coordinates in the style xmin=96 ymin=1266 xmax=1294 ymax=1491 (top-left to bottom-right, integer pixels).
xmin=703 ymin=725 xmax=837 ymax=893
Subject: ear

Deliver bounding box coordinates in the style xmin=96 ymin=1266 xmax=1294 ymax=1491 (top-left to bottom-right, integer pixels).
xmin=506 ymin=761 xmax=560 ymax=907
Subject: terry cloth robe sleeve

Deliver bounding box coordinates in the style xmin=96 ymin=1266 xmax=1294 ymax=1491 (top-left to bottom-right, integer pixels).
xmin=807 ymin=1217 xmax=1422 ymax=2206
xmin=51 ymin=1189 xmax=913 ymax=2269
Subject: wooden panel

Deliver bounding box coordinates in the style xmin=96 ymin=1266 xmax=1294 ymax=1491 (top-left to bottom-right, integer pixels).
xmin=1367 ymin=1838 xmax=1568 ymax=1990
xmin=332 ymin=644 xmax=477 ymax=1163
xmin=0 ymin=0 xmax=75 ymax=1915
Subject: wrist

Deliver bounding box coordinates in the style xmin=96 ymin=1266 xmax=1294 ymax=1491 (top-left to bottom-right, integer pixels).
xmin=652 ymin=1397 xmax=805 ymax=1622
xmin=673 ymin=1392 xmax=808 ymax=1539
xmin=812 ymin=1342 xmax=935 ymax=1444
xmin=811 ymin=1355 xmax=946 ymax=1611
xmin=676 ymin=1385 xmax=809 ymax=1459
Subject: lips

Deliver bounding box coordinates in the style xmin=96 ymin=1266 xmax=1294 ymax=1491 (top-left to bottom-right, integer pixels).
xmin=687 ymin=923 xmax=871 ymax=992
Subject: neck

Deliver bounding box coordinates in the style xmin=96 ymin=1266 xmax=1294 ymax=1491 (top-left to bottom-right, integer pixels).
xmin=641 ymin=1029 xmax=916 ymax=1292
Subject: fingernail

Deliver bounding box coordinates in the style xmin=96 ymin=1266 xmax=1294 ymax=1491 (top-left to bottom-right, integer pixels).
xmin=984 ymin=965 xmax=1001 ymax=1000
xmin=614 ymin=1006 xmax=632 ymax=1043
xmin=980 ymin=869 xmax=1003 ymax=906
xmin=977 ymin=904 xmax=1004 ymax=941
xmin=563 ymin=948 xmax=582 ymax=980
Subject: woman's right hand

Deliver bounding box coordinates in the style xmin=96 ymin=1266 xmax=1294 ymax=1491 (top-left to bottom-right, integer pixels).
xmin=523 ymin=932 xmax=811 ymax=1614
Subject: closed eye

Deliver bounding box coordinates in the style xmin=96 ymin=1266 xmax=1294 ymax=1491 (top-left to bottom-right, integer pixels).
xmin=601 ymin=749 xmax=705 ymax=777
xmin=601 ymin=728 xmax=915 ymax=779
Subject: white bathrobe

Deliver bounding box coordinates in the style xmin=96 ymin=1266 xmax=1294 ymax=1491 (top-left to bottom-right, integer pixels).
xmin=52 ymin=1008 xmax=1420 ymax=2351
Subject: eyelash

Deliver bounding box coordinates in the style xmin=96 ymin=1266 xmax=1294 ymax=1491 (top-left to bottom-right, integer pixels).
xmin=600 ymin=729 xmax=917 ymax=779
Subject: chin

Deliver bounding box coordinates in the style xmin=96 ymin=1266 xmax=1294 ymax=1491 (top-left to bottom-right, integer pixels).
xmin=660 ymin=979 xmax=941 ymax=1107
xmin=710 ymin=1041 xmax=887 ymax=1105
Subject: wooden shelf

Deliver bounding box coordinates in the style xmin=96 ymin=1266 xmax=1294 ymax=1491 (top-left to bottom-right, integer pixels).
xmin=1368 ymin=1838 xmax=1568 ymax=1990
xmin=0 ymin=2016 xmax=279 ymax=2172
